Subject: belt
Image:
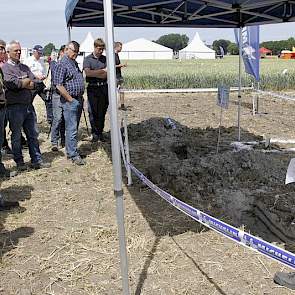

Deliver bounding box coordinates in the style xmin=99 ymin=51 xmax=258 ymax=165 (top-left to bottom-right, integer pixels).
xmin=88 ymin=82 xmax=108 ymax=87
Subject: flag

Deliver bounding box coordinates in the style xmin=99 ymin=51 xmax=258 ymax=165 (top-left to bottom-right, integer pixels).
xmin=235 ymin=26 xmax=260 ymax=81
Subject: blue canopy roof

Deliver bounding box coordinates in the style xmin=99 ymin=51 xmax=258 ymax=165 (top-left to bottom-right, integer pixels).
xmin=65 ymin=0 xmax=295 ymax=28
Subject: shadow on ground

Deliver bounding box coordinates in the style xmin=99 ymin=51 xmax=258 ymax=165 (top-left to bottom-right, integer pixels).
xmin=0 ymin=185 xmax=34 ymax=260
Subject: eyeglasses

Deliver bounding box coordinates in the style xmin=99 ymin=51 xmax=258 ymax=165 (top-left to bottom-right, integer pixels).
xmin=68 ymin=47 xmax=79 ymax=54
xmin=13 ymin=50 xmax=21 ymax=53
xmin=95 ymin=47 xmax=105 ymax=51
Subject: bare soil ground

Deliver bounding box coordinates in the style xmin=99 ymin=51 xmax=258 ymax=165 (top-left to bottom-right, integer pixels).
xmin=1 ymin=91 xmax=295 ymax=294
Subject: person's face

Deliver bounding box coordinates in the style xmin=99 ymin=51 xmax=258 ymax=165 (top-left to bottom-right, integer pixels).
xmin=8 ymin=43 xmax=21 ymax=62
xmin=0 ymin=44 xmax=6 ymax=61
xmin=59 ymin=50 xmax=65 ymax=59
xmin=94 ymin=45 xmax=104 ymax=57
xmin=67 ymin=45 xmax=79 ymax=60
xmin=33 ymin=50 xmax=41 ymax=60
xmin=116 ymin=44 xmax=122 ymax=53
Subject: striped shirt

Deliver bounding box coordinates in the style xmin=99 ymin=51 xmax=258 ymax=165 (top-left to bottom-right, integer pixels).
xmin=54 ymin=55 xmax=84 ymax=97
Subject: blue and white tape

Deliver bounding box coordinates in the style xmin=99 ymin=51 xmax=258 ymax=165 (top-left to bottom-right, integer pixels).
xmin=257 ymin=90 xmax=295 ymax=102
xmin=129 ymin=163 xmax=295 ymax=270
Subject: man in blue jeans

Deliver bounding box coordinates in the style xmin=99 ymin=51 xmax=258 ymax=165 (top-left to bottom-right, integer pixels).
xmin=2 ymin=40 xmax=50 ymax=171
xmin=54 ymin=41 xmax=85 ymax=165
xmin=50 ymin=45 xmax=66 ymax=151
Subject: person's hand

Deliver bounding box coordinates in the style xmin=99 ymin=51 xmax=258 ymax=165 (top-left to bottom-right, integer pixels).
xmin=35 ymin=74 xmax=46 ymax=80
xmin=28 ymin=81 xmax=35 ymax=89
xmin=0 ymin=97 xmax=6 ymax=104
xmin=21 ymin=78 xmax=31 ymax=88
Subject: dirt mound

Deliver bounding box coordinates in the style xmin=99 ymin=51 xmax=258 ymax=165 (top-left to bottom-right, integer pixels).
xmin=128 ymin=117 xmax=295 ymax=245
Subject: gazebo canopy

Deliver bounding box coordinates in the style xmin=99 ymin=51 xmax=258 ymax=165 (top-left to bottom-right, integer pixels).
xmin=66 ymin=0 xmax=295 ymax=28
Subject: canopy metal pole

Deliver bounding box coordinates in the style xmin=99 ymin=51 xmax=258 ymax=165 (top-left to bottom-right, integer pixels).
xmin=238 ymin=26 xmax=242 ymax=141
xmin=103 ymin=1 xmax=130 ymax=294
xmin=67 ymin=26 xmax=71 ymax=42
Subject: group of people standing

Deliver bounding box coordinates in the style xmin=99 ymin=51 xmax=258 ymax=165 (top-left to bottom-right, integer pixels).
xmin=0 ymin=37 xmax=126 ymax=209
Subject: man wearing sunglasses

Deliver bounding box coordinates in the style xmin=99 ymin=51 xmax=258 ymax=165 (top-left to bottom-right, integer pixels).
xmin=54 ymin=41 xmax=85 ymax=165
xmin=2 ymin=40 xmax=50 ymax=171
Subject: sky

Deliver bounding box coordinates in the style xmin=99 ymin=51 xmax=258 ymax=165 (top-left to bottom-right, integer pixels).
xmin=1 ymin=0 xmax=295 ymax=48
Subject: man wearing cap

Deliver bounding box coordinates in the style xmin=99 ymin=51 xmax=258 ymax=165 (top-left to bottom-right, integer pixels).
xmin=2 ymin=40 xmax=50 ymax=170
xmin=24 ymin=45 xmax=52 ymax=124
xmin=24 ymin=45 xmax=46 ymax=80
xmin=83 ymin=38 xmax=108 ymax=142
xmin=54 ymin=41 xmax=85 ymax=165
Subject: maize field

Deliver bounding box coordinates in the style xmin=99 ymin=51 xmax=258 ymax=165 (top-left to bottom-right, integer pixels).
xmin=123 ymin=56 xmax=295 ymax=90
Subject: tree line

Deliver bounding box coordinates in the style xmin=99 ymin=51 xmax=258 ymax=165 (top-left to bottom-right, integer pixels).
xmin=154 ymin=34 xmax=295 ymax=56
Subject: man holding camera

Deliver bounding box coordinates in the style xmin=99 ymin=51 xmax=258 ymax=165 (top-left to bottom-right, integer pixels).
xmin=2 ymin=41 xmax=50 ymax=170
xmin=24 ymin=45 xmax=52 ymax=124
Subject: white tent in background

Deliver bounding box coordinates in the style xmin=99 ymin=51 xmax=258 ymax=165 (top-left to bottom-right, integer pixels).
xmin=179 ymin=32 xmax=216 ymax=59
xmin=76 ymin=32 xmax=95 ymax=69
xmin=121 ymin=38 xmax=173 ymax=60
xmin=80 ymin=31 xmax=94 ymax=53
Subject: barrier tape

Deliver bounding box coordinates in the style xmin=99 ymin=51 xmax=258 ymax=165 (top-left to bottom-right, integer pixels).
xmin=257 ymin=90 xmax=295 ymax=102
xmin=121 ymin=87 xmax=253 ymax=94
xmin=128 ymin=163 xmax=295 ymax=270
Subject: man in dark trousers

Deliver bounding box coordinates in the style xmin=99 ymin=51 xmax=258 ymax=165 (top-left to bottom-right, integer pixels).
xmin=83 ymin=38 xmax=108 ymax=142
xmin=114 ymin=41 xmax=127 ymax=110
xmin=0 ymin=55 xmax=17 ymax=177
xmin=0 ymin=50 xmax=18 ymax=210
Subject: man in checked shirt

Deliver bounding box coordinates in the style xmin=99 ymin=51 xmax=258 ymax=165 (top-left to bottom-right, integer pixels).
xmin=54 ymin=41 xmax=85 ymax=165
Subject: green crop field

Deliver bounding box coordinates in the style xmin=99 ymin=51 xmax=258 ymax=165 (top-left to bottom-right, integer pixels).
xmin=122 ymin=56 xmax=295 ymax=90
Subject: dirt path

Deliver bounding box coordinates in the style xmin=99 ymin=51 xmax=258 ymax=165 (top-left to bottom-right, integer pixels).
xmin=1 ymin=92 xmax=295 ymax=294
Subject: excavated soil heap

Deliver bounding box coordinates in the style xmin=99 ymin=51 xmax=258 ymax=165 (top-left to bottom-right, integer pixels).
xmin=127 ymin=117 xmax=295 ymax=247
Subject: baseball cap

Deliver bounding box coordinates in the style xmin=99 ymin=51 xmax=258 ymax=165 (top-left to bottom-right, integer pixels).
xmin=33 ymin=45 xmax=44 ymax=54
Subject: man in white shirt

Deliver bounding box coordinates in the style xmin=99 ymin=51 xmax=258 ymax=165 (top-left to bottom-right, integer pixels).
xmin=24 ymin=45 xmax=46 ymax=80
xmin=24 ymin=45 xmax=52 ymax=124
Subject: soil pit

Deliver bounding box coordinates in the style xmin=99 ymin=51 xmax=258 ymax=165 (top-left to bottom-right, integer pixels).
xmin=127 ymin=117 xmax=295 ymax=247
